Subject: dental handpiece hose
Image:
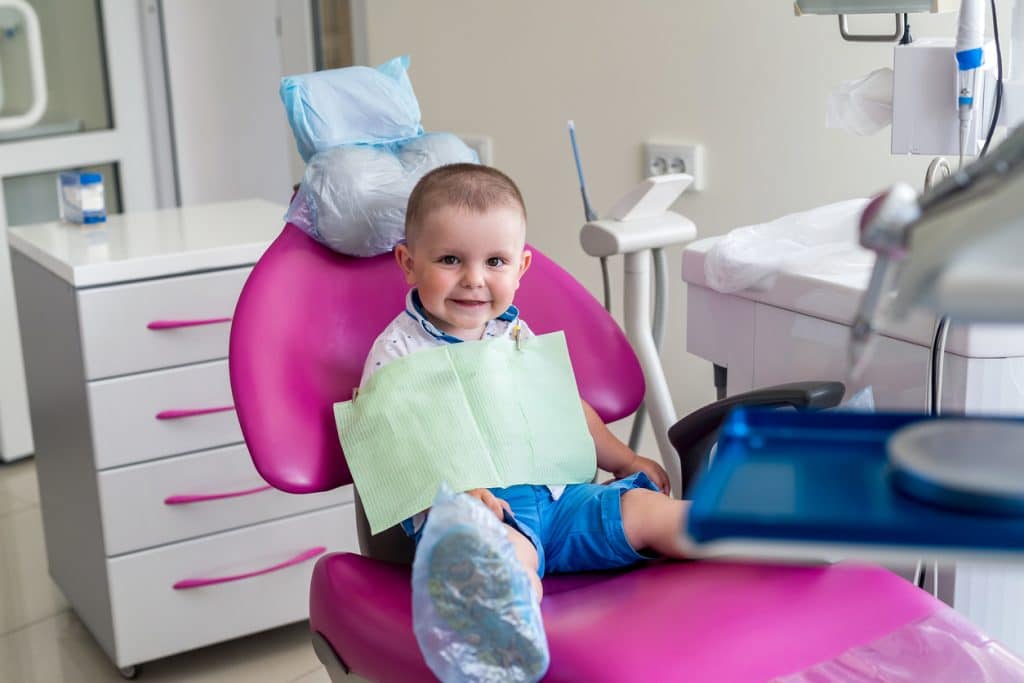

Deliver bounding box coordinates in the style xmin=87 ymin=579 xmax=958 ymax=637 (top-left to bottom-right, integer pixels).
xmin=956 ymin=0 xmax=985 ymax=167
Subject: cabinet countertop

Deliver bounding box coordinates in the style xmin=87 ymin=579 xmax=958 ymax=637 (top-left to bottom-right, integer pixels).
xmin=8 ymin=199 xmax=287 ymax=287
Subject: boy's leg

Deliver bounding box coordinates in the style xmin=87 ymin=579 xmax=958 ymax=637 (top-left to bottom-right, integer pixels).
xmin=506 ymin=526 xmax=544 ymax=601
xmin=541 ymin=473 xmax=691 ymax=574
xmin=620 ymin=488 xmax=695 ymax=559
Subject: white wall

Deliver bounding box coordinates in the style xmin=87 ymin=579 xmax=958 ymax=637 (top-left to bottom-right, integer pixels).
xmin=362 ymin=2 xmax=1006 ymax=439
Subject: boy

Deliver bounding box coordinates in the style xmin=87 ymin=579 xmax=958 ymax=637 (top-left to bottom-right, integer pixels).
xmin=360 ymin=163 xmax=692 ymax=681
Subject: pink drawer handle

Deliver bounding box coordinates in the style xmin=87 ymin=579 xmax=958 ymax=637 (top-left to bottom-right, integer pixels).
xmin=156 ymin=406 xmax=235 ymax=420
xmin=172 ymin=546 xmax=326 ymax=590
xmin=147 ymin=317 xmax=232 ymax=330
xmin=164 ymin=484 xmax=272 ymax=506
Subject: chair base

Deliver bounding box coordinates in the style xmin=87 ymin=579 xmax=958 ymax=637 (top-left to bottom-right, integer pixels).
xmin=312 ymin=630 xmax=351 ymax=683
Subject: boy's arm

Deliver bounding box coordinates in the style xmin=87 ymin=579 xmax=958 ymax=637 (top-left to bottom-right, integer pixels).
xmin=581 ymin=399 xmax=671 ymax=495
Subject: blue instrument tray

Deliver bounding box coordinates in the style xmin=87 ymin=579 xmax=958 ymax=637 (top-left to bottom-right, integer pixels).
xmin=687 ymin=409 xmax=1024 ymax=552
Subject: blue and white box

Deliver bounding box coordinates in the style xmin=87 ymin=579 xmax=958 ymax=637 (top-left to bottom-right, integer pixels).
xmin=57 ymin=171 xmax=106 ymax=224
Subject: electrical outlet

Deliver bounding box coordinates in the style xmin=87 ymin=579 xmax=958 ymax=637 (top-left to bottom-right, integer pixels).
xmin=644 ymin=142 xmax=705 ymax=191
xmin=457 ymin=133 xmax=494 ymax=165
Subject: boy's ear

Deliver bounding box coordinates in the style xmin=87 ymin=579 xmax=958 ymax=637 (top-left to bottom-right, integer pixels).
xmin=515 ymin=249 xmax=532 ymax=288
xmin=395 ymin=243 xmax=416 ymax=285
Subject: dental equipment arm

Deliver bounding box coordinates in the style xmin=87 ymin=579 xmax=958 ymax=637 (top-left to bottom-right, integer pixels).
xmin=580 ymin=174 xmax=697 ymax=496
xmin=853 ymin=123 xmax=1024 ymax=364
xmin=893 ymin=140 xmax=1024 ymax=321
xmin=849 ymin=184 xmax=920 ymax=376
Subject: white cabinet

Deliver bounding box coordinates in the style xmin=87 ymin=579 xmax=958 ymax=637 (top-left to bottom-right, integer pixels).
xmin=8 ymin=201 xmax=358 ymax=669
xmin=77 ymin=268 xmax=251 ymax=380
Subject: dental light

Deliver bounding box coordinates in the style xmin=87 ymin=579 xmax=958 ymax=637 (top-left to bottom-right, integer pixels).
xmin=795 ymin=0 xmax=958 ymax=42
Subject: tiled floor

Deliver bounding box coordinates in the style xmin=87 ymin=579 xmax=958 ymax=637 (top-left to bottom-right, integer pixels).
xmin=0 ymin=458 xmax=368 ymax=682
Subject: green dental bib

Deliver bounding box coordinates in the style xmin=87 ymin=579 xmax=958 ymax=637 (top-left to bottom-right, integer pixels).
xmin=335 ymin=331 xmax=597 ymax=534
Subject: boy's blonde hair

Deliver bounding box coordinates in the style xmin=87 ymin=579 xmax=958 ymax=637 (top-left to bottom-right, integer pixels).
xmin=404 ymin=163 xmax=526 ymax=248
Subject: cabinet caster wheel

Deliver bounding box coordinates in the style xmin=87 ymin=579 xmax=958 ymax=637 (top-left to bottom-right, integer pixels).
xmin=119 ymin=665 xmax=139 ymax=679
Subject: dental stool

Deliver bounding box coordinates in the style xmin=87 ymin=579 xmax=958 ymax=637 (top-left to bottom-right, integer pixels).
xmin=230 ymin=225 xmax=947 ymax=682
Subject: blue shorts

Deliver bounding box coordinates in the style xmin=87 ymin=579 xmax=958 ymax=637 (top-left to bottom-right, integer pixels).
xmin=490 ymin=472 xmax=659 ymax=577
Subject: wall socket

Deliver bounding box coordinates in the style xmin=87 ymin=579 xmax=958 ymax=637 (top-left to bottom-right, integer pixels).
xmin=644 ymin=142 xmax=705 ymax=191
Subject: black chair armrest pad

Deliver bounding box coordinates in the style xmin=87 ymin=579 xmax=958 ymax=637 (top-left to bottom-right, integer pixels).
xmin=669 ymin=381 xmax=845 ymax=495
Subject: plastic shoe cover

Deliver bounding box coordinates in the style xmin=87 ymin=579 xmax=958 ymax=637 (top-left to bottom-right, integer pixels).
xmin=412 ymin=485 xmax=549 ymax=683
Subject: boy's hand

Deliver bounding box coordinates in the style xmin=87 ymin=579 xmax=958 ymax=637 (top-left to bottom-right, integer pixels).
xmin=465 ymin=488 xmax=512 ymax=520
xmin=613 ymin=455 xmax=671 ymax=495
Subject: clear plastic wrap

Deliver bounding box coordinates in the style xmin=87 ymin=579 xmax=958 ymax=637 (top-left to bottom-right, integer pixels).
xmin=774 ymin=607 xmax=1024 ymax=682
xmin=412 ymin=484 xmax=549 ymax=683
xmin=280 ymin=55 xmax=423 ymax=162
xmin=826 ymin=67 xmax=894 ymax=136
xmin=704 ymin=198 xmax=872 ymax=294
xmin=835 ymin=386 xmax=876 ymax=412
xmin=285 ymin=133 xmax=478 ymax=257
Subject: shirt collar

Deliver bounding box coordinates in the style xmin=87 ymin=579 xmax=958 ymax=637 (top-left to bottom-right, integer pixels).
xmin=404 ymin=289 xmax=519 ymax=344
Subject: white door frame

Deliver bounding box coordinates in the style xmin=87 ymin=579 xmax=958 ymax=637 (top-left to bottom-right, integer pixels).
xmin=0 ymin=0 xmax=160 ymax=461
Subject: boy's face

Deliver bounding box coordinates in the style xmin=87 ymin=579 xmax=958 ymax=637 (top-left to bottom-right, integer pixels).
xmin=396 ymin=204 xmax=532 ymax=340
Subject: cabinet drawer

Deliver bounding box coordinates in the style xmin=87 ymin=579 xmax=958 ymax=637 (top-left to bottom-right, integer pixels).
xmin=107 ymin=504 xmax=357 ymax=667
xmin=99 ymin=444 xmax=354 ymax=555
xmin=78 ymin=268 xmax=250 ymax=380
xmin=89 ymin=360 xmax=240 ymax=469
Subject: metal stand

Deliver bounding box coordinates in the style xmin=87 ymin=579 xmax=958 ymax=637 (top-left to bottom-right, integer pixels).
xmin=624 ymin=249 xmax=682 ymax=495
xmin=579 ymin=174 xmax=697 ymax=496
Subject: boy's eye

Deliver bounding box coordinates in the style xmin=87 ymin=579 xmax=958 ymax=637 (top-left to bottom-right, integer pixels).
xmin=486 ymin=257 xmax=506 ymax=268
xmin=439 ymin=255 xmax=459 ymax=265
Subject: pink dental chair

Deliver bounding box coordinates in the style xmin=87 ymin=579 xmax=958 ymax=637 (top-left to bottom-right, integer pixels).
xmin=230 ymin=224 xmax=960 ymax=682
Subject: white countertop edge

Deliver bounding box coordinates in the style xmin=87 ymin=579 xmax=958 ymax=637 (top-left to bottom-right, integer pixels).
xmin=682 ymin=237 xmax=1024 ymax=359
xmin=8 ymin=235 xmax=273 ymax=287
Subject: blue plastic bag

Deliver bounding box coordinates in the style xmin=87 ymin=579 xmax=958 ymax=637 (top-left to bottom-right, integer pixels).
xmin=280 ymin=55 xmax=424 ymax=162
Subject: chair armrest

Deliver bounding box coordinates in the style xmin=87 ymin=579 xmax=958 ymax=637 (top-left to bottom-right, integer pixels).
xmin=669 ymin=381 xmax=845 ymax=495
xmin=354 ymin=488 xmax=416 ymax=565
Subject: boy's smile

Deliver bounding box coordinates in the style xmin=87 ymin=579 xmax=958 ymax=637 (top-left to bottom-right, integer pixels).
xmin=396 ymin=204 xmax=531 ymax=340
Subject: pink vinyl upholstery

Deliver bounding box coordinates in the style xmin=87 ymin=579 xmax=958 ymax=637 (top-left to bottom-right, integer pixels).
xmin=230 ymin=224 xmax=946 ymax=681
xmin=311 ymin=555 xmax=938 ymax=682
xmin=230 ymin=224 xmax=644 ymax=494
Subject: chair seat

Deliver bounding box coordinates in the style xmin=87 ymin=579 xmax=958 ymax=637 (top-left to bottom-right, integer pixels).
xmin=309 ymin=553 xmax=940 ymax=682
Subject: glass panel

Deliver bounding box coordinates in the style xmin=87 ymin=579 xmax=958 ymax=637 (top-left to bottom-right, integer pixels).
xmin=3 ymin=162 xmax=121 ymax=227
xmin=0 ymin=0 xmax=112 ymax=142
xmin=313 ymin=0 xmax=353 ymax=70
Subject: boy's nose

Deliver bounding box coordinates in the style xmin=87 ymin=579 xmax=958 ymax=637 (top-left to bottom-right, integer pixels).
xmin=461 ymin=266 xmax=485 ymax=288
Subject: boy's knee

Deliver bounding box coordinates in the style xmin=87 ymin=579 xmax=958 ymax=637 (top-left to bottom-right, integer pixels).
xmin=620 ymin=488 xmax=681 ymax=549
xmin=620 ymin=488 xmax=658 ymax=547
xmin=621 ymin=487 xmax=659 ymax=515
xmin=506 ymin=526 xmax=539 ymax=573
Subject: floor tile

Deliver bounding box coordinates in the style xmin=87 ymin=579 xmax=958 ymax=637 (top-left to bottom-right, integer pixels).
xmin=290 ymin=666 xmax=332 ymax=682
xmin=0 ymin=458 xmax=39 ymax=517
xmin=0 ymin=610 xmax=120 ymax=682
xmin=0 ymin=611 xmax=327 ymax=682
xmin=291 ymin=663 xmax=370 ymax=682
xmin=0 ymin=505 xmax=68 ymax=635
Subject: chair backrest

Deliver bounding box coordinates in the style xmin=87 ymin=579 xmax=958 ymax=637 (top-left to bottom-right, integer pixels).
xmin=229 ymin=224 xmax=645 ymax=495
